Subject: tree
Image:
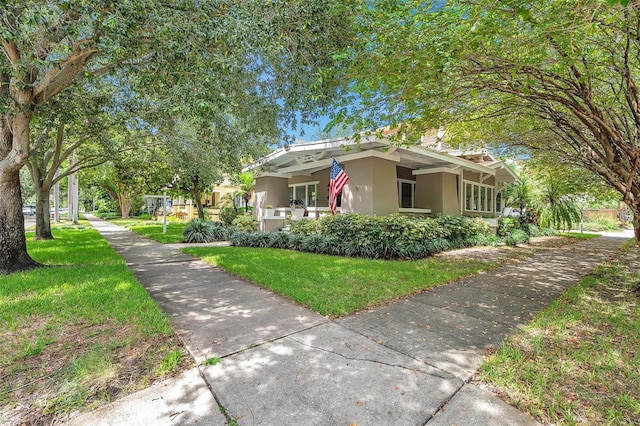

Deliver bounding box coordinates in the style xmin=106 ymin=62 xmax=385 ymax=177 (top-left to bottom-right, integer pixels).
xmin=1 ymin=1 xmax=356 ymax=273
xmin=339 ymin=0 xmax=640 ymax=243
xmin=234 ymin=172 xmax=256 ymax=213
xmin=24 ymin=83 xmax=127 ymax=239
xmin=89 ymin=138 xmax=173 ymax=219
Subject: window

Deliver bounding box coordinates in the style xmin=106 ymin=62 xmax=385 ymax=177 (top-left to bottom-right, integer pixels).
xmin=464 ymin=181 xmax=494 ymax=213
xmin=288 ymin=182 xmax=318 ymax=208
xmin=496 ymin=191 xmax=503 ymax=214
xmin=397 ymin=180 xmax=415 ymax=208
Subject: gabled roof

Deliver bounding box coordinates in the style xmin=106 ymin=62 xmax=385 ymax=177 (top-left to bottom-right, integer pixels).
xmin=244 ymin=134 xmax=518 ymax=183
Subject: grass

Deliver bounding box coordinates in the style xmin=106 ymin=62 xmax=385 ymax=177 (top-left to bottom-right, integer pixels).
xmin=0 ymin=223 xmax=190 ymax=424
xmin=109 ymin=218 xmax=187 ymax=244
xmin=476 ymin=240 xmax=640 ymax=425
xmin=183 ymin=246 xmax=510 ymax=317
xmin=556 ymin=231 xmax=603 ymax=240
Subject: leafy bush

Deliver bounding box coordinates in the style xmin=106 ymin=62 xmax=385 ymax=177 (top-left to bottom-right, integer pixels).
xmin=183 ymin=219 xmax=215 ymax=243
xmin=96 ymin=211 xmax=121 ymax=220
xmin=219 ymin=206 xmax=238 ymax=226
xmin=230 ymin=213 xmax=499 ymax=260
xmin=497 ymin=217 xmax=520 ymax=237
xmin=175 ymin=211 xmax=189 ymax=221
xmin=505 ymin=229 xmax=530 ymax=246
xmin=232 ymin=215 xmax=258 ymax=232
xmin=136 ymin=214 xmax=154 ymax=220
xmin=289 ymin=219 xmax=319 ymax=236
xmin=183 ymin=219 xmax=232 ymax=243
xmin=582 ymin=215 xmax=621 ymax=232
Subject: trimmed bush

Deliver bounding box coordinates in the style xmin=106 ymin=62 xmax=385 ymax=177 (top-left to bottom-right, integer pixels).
xmin=289 ymin=218 xmax=319 ymax=236
xmin=232 ymin=215 xmax=258 ymax=232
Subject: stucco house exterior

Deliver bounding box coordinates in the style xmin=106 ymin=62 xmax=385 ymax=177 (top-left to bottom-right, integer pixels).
xmin=244 ymin=132 xmax=519 ymax=229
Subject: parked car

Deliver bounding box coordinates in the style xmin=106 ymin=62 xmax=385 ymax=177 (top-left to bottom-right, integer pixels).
xmin=22 ymin=205 xmax=35 ymax=215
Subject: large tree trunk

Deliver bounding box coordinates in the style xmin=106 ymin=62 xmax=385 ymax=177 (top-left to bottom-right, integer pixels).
xmin=27 ymin=159 xmax=54 ymax=240
xmin=191 ymin=175 xmax=205 ymax=219
xmin=629 ymin=200 xmax=640 ymax=245
xmin=0 ymin=111 xmax=41 ymax=274
xmin=0 ymin=166 xmax=41 ymax=273
xmin=34 ymin=184 xmax=53 ymax=240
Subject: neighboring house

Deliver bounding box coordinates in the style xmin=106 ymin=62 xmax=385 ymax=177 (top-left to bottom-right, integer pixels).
xmin=243 ymin=132 xmax=519 ymax=229
xmin=169 ymin=177 xmax=245 ymax=220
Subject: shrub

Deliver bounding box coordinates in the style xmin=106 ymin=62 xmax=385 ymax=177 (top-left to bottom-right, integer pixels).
xmin=232 ymin=215 xmax=258 ymax=232
xmin=505 ymin=229 xmax=530 ymax=246
xmin=183 ymin=219 xmax=215 ymax=243
xmin=175 ymin=211 xmax=189 ymax=221
xmin=136 ymin=213 xmax=154 ymax=220
xmin=219 ymin=206 xmax=238 ymax=226
xmin=96 ymin=211 xmax=121 ymax=220
xmin=289 ymin=219 xmax=319 ymax=236
xmin=582 ymin=215 xmax=620 ymax=232
xmin=497 ymin=217 xmax=520 ymax=237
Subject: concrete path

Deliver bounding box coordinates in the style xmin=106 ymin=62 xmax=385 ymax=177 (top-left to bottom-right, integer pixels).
xmin=70 ymin=216 xmax=629 ymax=425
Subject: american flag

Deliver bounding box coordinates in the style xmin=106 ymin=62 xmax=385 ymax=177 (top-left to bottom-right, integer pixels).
xmin=329 ymin=159 xmax=349 ymax=214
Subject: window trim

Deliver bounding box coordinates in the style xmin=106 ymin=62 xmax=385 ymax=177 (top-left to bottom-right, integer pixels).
xmin=463 ymin=180 xmax=494 ymax=213
xmin=397 ymin=179 xmax=416 ymax=209
xmin=288 ymin=181 xmax=319 ymax=207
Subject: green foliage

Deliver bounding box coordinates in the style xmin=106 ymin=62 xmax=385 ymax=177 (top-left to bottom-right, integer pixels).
xmin=288 ymin=218 xmax=320 ymax=235
xmin=219 ymin=206 xmax=239 ymax=227
xmin=232 ymin=215 xmax=258 ymax=233
xmin=505 ymin=230 xmax=530 ymax=246
xmin=95 ymin=211 xmax=122 ymax=220
xmin=497 ymin=217 xmax=520 ymax=237
xmin=233 ymin=214 xmax=494 ymax=259
xmin=336 ymin=0 xmax=640 ymax=241
xmin=183 ymin=219 xmax=232 ymax=243
xmin=536 ymin=175 xmax=581 ymax=230
xmin=582 ymin=215 xmax=621 ymax=232
xmin=183 ymin=219 xmax=216 ymax=243
xmin=157 ymin=349 xmax=182 ymax=375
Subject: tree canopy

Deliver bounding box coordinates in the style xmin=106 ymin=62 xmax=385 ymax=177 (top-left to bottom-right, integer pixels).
xmin=1 ymin=0 xmax=356 ymax=273
xmin=338 ymin=0 xmax=640 ymax=240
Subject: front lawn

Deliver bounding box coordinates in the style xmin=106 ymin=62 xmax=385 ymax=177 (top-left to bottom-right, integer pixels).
xmin=183 ymin=246 xmax=509 ymax=317
xmin=476 ymin=241 xmax=640 ymax=425
xmin=110 ymin=218 xmax=187 ymax=244
xmin=0 ymin=225 xmax=190 ymax=425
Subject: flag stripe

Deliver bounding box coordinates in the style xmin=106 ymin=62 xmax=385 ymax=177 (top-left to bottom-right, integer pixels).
xmin=329 ymin=159 xmax=349 ymax=215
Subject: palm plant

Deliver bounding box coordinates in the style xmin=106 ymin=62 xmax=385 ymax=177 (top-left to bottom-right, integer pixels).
xmin=536 ymin=175 xmax=581 ymax=230
xmin=504 ymin=176 xmax=536 ymax=226
xmin=235 ymin=171 xmax=255 ymax=213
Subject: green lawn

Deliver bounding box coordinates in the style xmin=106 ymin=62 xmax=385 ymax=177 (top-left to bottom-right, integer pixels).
xmin=182 ymin=246 xmax=505 ymax=317
xmin=477 ymin=241 xmax=640 ymax=425
xmin=1 ymin=224 xmax=190 ymax=424
xmin=110 ymin=218 xmax=187 ymax=244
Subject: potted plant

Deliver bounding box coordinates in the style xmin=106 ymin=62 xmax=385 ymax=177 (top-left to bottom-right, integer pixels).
xmin=289 ymin=199 xmax=305 ymax=220
xmin=264 ymin=204 xmax=275 ymax=218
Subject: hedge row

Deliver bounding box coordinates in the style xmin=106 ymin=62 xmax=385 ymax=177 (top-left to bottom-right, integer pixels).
xmin=230 ymin=230 xmax=502 ymax=260
xmin=232 ymin=214 xmax=499 ymax=259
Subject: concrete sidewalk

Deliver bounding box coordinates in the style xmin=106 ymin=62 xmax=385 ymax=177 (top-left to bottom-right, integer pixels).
xmin=70 ymin=216 xmax=629 ymax=425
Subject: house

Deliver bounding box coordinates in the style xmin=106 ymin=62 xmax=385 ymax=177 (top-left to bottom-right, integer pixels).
xmin=243 ymin=132 xmax=519 ymax=230
xmin=161 ymin=177 xmax=246 ymax=221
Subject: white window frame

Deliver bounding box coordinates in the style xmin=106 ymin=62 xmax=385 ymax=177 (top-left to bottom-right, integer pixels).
xmin=463 ymin=180 xmax=494 ymax=213
xmin=288 ymin=181 xmax=319 ymax=207
xmin=397 ymin=179 xmax=416 ymax=208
